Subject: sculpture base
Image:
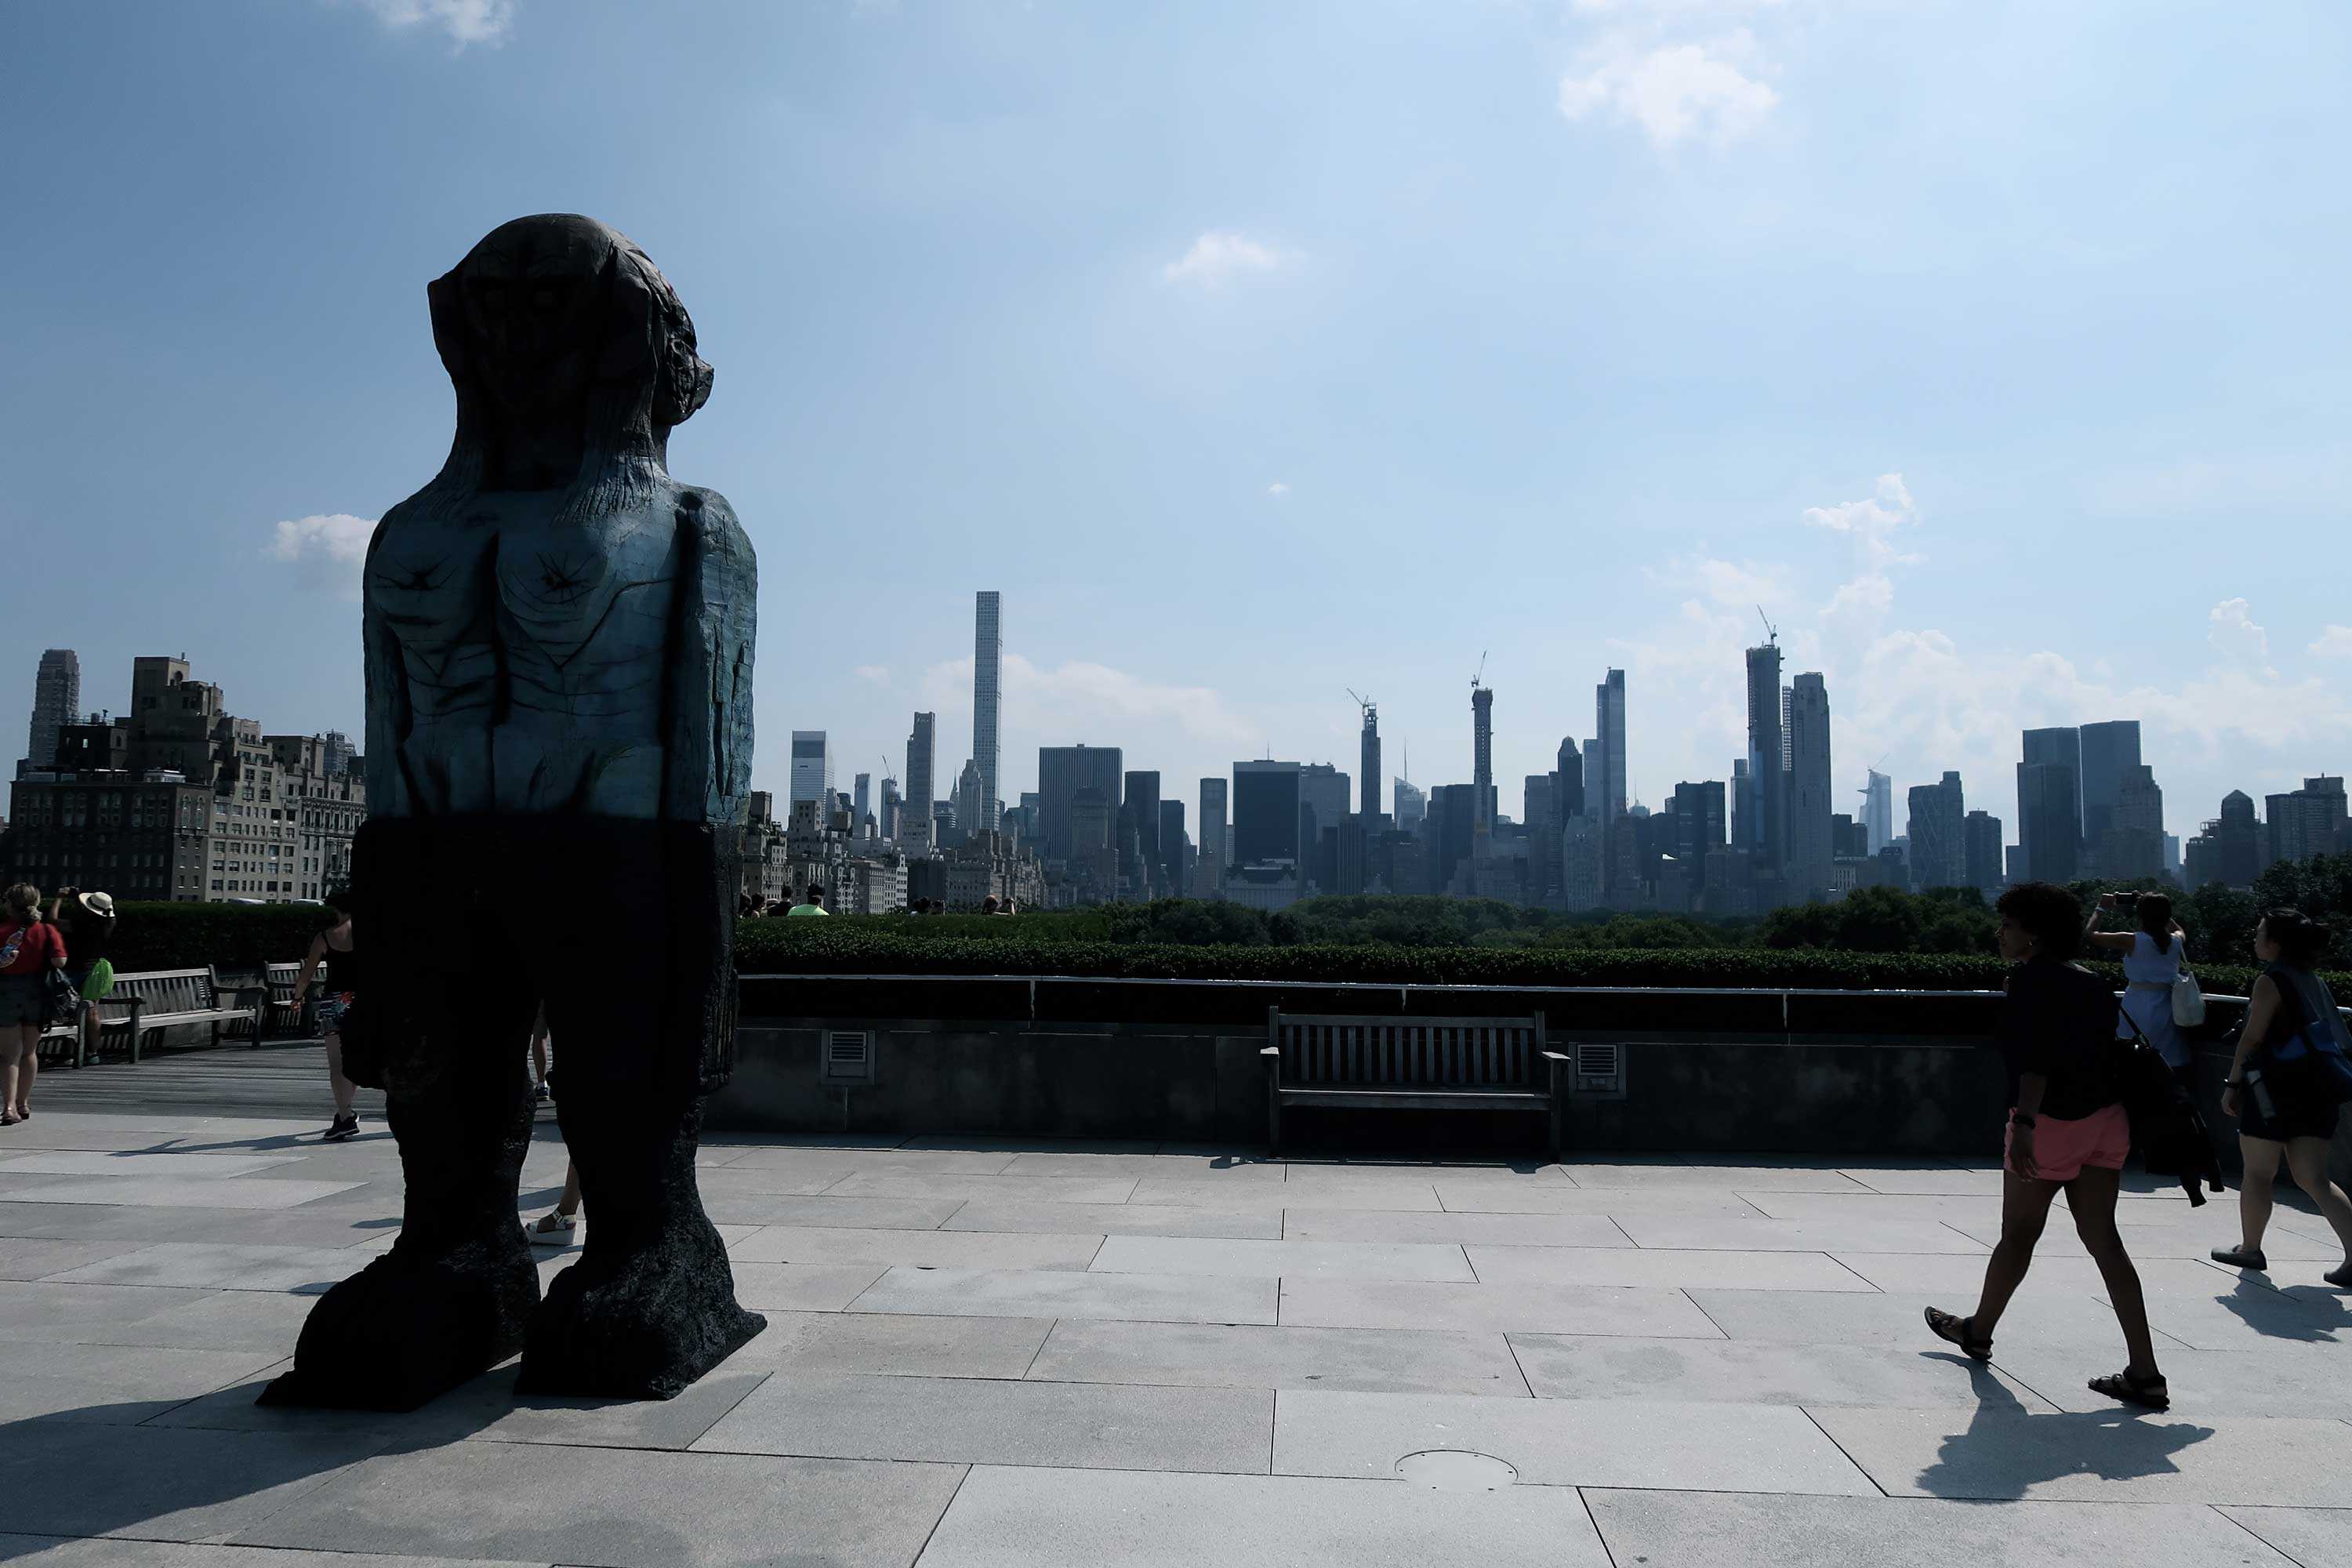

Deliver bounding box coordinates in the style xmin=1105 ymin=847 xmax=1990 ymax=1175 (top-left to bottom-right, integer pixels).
xmin=516 ymin=1219 xmax=765 ymax=1400
xmin=257 ymin=1246 xmax=539 ymax=1412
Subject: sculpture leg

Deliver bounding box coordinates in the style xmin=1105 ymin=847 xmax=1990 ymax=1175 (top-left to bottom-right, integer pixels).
xmin=261 ymin=820 xmax=543 ymax=1410
xmin=515 ymin=819 xmax=763 ymax=1399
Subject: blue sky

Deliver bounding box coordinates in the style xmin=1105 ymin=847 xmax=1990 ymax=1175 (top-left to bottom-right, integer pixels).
xmin=5 ymin=0 xmax=2348 ymax=845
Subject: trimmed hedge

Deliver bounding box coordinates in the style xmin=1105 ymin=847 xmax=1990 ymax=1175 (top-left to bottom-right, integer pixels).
xmin=85 ymin=901 xmax=2303 ymax=997
xmin=735 ymin=920 xmax=2285 ymax=995
xmin=102 ymin=901 xmax=340 ymax=972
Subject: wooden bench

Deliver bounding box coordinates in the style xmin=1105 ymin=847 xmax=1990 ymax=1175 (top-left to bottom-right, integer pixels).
xmin=38 ymin=989 xmax=145 ymax=1069
xmin=1260 ymin=1008 xmax=1566 ymax=1159
xmin=207 ymin=962 xmax=315 ymax=1042
xmin=114 ymin=968 xmax=263 ymax=1059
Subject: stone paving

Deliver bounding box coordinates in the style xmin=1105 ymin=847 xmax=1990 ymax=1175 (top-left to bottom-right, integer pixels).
xmin=0 ymin=1102 xmax=2349 ymax=1566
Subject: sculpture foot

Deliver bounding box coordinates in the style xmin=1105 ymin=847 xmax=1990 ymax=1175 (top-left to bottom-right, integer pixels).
xmin=259 ymin=1243 xmax=540 ymax=1412
xmin=515 ymin=1219 xmax=764 ymax=1400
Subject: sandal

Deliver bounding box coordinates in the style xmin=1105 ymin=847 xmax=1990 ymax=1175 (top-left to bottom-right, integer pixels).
xmin=2211 ymin=1245 xmax=2268 ymax=1271
xmin=1924 ymin=1307 xmax=1993 ymax=1362
xmin=2089 ymin=1369 xmax=2170 ymax=1411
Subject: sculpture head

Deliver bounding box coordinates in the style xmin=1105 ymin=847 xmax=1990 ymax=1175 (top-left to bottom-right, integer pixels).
xmin=420 ymin=214 xmax=712 ymax=499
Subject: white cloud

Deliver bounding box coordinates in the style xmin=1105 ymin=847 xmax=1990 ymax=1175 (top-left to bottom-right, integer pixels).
xmin=264 ymin=514 xmax=376 ymax=601
xmin=1162 ymin=232 xmax=1294 ymax=287
xmin=2208 ymin=597 xmax=2272 ymax=672
xmin=1558 ymin=29 xmax=1777 ymax=149
xmin=351 ymin=0 xmax=514 ymax=48
xmin=854 ymin=664 xmax=891 ymax=685
xmin=1267 ymin=482 xmax=1290 ymax=498
xmin=2311 ymin=626 xmax=2352 ymax=659
xmin=1607 ymin=475 xmax=2352 ymax=837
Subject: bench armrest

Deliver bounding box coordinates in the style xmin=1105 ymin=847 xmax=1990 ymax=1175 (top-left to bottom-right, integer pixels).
xmin=1259 ymin=1045 xmax=1282 ymax=1057
xmin=1539 ymin=1050 xmax=1571 ymax=1062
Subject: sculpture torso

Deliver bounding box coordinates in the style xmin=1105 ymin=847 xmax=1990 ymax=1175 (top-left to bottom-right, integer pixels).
xmin=372 ymin=483 xmax=688 ymax=820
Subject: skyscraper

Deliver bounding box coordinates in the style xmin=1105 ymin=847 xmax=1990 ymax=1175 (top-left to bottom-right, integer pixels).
xmin=1299 ymin=763 xmax=1351 ymax=875
xmin=1862 ymin=769 xmax=1893 ymax=854
xmin=2077 ymin=720 xmax=2141 ymax=854
xmin=1786 ymin=672 xmax=1833 ymax=896
xmin=1392 ymin=777 xmax=1425 ymax=832
xmin=1037 ymin=745 xmax=1123 ymax=862
xmin=1555 ymin=737 xmax=1585 ymax=822
xmin=1594 ymin=670 xmax=1626 ymax=830
xmin=1471 ymin=681 xmax=1494 ymax=834
xmin=1743 ymin=643 xmax=1784 ymax=869
xmin=1670 ymin=779 xmax=1729 ymax=866
xmin=789 ymin=731 xmax=833 ymax=810
xmin=1197 ymin=777 xmax=1229 ymax=895
xmin=1907 ymin=771 xmax=1966 ymax=889
xmin=25 ymin=648 xmax=78 ymax=773
xmin=852 ymin=772 xmax=872 ymax=833
xmin=1964 ymin=808 xmax=2005 ymax=893
xmin=1123 ymin=770 xmax=1162 ymax=891
xmin=2016 ymin=727 xmax=2082 ymax=884
xmin=1233 ymin=760 xmax=1304 ymax=865
xmin=2268 ymin=776 xmax=2348 ymax=866
xmin=1359 ymin=698 xmax=1381 ymax=819
xmin=880 ymin=776 xmax=902 ymax=840
xmin=2107 ymin=763 xmax=2166 ymax=880
xmin=906 ymin=713 xmax=937 ymax=854
xmin=972 ymin=590 xmax=1002 ymax=828
xmin=1158 ymin=799 xmax=1186 ymax=895
xmin=953 ymin=760 xmax=985 ymax=842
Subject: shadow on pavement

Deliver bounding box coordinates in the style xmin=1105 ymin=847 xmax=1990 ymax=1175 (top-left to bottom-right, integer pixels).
xmin=1914 ymin=1359 xmax=2215 ymax=1501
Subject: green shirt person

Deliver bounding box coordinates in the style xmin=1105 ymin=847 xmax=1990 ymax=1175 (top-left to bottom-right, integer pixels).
xmin=786 ymin=884 xmax=830 ymax=916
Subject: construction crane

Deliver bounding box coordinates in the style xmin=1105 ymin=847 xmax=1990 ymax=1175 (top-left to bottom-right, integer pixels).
xmin=1471 ymin=651 xmax=1487 ymax=694
xmin=1756 ymin=606 xmax=1778 ymax=646
xmin=1346 ymin=687 xmax=1376 ymax=724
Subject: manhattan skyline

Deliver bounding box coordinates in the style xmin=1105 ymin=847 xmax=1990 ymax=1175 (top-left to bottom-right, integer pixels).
xmin=4 ymin=3 xmax=2347 ymax=838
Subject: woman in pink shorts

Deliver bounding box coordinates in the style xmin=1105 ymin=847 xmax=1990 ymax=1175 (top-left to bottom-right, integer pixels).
xmin=1926 ymin=881 xmax=2169 ymax=1410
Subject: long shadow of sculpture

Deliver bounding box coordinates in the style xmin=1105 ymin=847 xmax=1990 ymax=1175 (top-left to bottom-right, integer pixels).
xmin=262 ymin=213 xmax=764 ymax=1410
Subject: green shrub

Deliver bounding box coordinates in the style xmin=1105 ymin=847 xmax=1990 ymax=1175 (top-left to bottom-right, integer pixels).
xmin=104 ymin=901 xmax=339 ymax=972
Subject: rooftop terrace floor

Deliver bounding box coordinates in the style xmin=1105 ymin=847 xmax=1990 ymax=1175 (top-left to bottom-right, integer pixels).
xmin=1 ymin=1047 xmax=2347 ymax=1566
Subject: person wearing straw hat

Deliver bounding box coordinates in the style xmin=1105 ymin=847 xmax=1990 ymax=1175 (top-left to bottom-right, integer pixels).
xmin=49 ymin=890 xmax=116 ymax=1066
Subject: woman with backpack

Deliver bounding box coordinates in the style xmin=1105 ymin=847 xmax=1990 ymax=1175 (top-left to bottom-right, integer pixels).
xmin=0 ymin=884 xmax=68 ymax=1125
xmin=2212 ymin=909 xmax=2352 ymax=1285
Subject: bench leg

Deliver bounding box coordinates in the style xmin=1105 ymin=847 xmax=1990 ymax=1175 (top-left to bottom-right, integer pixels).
xmin=1266 ymin=1083 xmax=1282 ymax=1160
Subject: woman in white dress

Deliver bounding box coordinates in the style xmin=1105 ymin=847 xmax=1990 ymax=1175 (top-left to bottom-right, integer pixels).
xmin=2086 ymin=891 xmax=2190 ymax=1087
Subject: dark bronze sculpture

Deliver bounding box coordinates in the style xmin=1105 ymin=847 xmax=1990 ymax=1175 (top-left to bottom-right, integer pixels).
xmin=262 ymin=215 xmax=763 ymax=1410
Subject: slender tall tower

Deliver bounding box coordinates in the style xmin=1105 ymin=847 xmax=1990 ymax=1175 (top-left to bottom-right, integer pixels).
xmin=1358 ymin=698 xmax=1381 ymax=820
xmin=1594 ymin=670 xmax=1626 ymax=829
xmin=1743 ymin=642 xmax=1784 ymax=869
xmin=1786 ymin=672 xmax=1833 ymax=896
xmin=906 ymin=712 xmax=937 ymax=854
xmin=1471 ymin=684 xmax=1494 ymax=834
xmin=972 ymin=590 xmax=1002 ymax=828
xmin=25 ymin=649 xmax=78 ymax=774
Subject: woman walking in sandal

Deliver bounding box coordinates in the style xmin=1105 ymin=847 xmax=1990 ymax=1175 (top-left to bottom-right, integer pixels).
xmin=2210 ymin=909 xmax=2352 ymax=1284
xmin=1926 ymin=881 xmax=2170 ymax=1410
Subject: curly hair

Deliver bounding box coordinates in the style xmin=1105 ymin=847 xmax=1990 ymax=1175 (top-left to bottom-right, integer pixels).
xmin=1996 ymin=880 xmax=2082 ymax=960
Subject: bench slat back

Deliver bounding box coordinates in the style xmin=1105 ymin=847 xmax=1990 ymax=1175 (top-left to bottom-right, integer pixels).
xmin=115 ymin=968 xmax=223 ymax=1016
xmin=1272 ymin=1011 xmax=1539 ymax=1088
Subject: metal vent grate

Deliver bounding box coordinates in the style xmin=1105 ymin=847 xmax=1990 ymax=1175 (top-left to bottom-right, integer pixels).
xmin=1573 ymin=1042 xmax=1625 ymax=1100
xmin=822 ymin=1030 xmax=875 ymax=1083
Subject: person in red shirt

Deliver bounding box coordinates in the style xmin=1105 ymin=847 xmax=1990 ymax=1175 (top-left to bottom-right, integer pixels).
xmin=0 ymin=883 xmax=68 ymax=1125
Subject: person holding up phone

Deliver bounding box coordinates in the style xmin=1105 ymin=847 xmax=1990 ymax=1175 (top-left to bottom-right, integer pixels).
xmin=2086 ymin=891 xmax=2190 ymax=1090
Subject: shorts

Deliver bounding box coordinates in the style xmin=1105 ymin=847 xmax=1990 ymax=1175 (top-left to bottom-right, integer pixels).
xmin=2005 ymin=1102 xmax=2129 ymax=1182
xmin=0 ymin=974 xmax=44 ymax=1028
xmin=2239 ymin=1091 xmax=2339 ymax=1145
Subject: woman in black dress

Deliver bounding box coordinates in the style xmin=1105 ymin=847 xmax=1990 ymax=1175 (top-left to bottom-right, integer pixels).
xmin=2212 ymin=909 xmax=2352 ymax=1285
